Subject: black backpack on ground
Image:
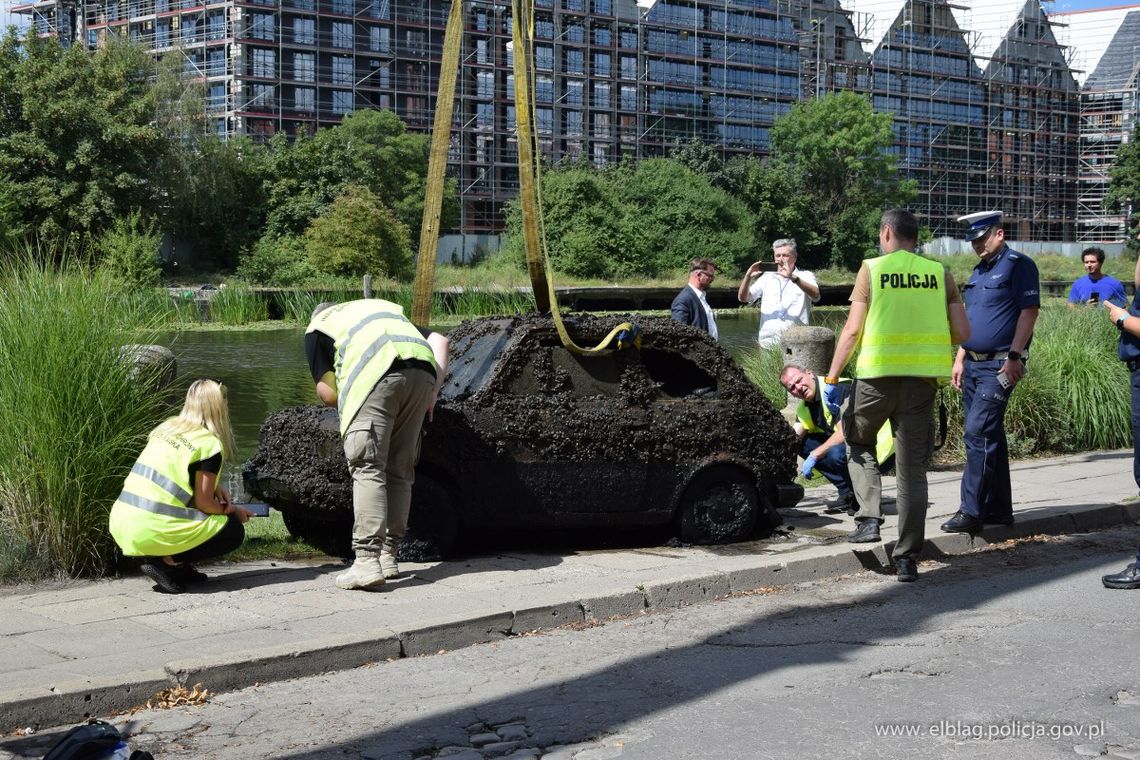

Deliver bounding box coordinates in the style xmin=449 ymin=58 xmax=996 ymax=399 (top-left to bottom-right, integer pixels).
xmin=41 ymin=720 xmax=154 ymax=760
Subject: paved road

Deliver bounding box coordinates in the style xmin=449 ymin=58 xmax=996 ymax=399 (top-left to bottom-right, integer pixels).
xmin=9 ymin=526 xmax=1139 ymax=760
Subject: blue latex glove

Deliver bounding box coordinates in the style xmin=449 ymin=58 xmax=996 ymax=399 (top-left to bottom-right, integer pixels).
xmin=822 ymin=382 xmax=840 ymax=415
xmin=800 ymin=454 xmax=818 ymax=478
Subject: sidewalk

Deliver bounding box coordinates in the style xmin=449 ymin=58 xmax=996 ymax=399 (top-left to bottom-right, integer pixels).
xmin=3 ymin=451 xmax=1139 ymax=730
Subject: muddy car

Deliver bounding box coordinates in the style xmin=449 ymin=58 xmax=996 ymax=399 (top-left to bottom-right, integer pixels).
xmin=243 ymin=314 xmax=802 ymax=558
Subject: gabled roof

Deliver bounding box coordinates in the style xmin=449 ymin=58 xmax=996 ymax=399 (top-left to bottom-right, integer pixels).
xmin=1061 ymin=7 xmax=1140 ymax=87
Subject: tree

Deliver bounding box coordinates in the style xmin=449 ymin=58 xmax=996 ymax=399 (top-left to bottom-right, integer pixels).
xmin=1106 ymin=134 xmax=1140 ymax=251
xmin=263 ymin=109 xmax=458 ymax=247
xmin=769 ymin=92 xmax=916 ymax=269
xmin=0 ymin=31 xmax=169 ymax=251
xmin=304 ymin=185 xmax=412 ymax=279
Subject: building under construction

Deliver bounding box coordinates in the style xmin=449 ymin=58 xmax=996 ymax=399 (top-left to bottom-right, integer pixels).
xmin=8 ymin=0 xmax=1138 ymax=243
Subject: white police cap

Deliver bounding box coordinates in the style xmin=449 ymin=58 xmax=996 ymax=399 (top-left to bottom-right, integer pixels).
xmin=956 ymin=210 xmax=1003 ymax=241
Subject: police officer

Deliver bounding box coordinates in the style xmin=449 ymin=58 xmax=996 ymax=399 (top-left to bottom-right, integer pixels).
xmin=1100 ymin=258 xmax=1140 ymax=589
xmin=824 ymin=209 xmax=970 ymax=582
xmin=942 ymin=210 xmax=1040 ymax=534
xmin=306 ymin=300 xmax=449 ymax=591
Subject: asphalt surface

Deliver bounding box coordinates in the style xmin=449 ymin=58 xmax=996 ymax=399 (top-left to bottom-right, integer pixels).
xmin=1 ymin=451 xmax=1138 ymax=737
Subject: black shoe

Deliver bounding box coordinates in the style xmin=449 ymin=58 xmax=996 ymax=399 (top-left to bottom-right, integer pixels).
xmin=1102 ymin=561 xmax=1140 ymax=589
xmin=847 ymin=520 xmax=881 ymax=544
xmin=846 ymin=504 xmax=859 ymax=517
xmin=172 ymin=564 xmax=209 ymax=585
xmin=824 ymin=494 xmax=856 ymax=515
xmin=940 ymin=511 xmax=983 ymax=533
xmin=895 ymin=557 xmax=917 ymax=582
xmin=141 ymin=561 xmax=186 ymax=594
xmin=984 ymin=515 xmax=1015 ymax=526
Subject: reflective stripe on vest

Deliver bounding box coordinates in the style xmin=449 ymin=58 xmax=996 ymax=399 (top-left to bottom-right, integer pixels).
xmin=857 ymin=252 xmax=952 ymax=379
xmin=307 ymin=300 xmax=437 ymax=435
xmin=117 ymin=490 xmax=210 ymax=522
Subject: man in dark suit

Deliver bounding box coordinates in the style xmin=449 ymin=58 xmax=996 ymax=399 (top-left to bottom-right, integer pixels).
xmin=670 ymin=258 xmax=719 ymax=339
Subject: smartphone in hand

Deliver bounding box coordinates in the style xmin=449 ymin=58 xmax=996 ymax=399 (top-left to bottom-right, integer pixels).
xmin=996 ymin=371 xmax=1011 ymax=390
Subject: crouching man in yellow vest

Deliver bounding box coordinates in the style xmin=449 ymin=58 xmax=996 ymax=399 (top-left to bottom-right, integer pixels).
xmin=306 ymin=300 xmax=449 ymax=591
xmin=824 ymin=209 xmax=970 ymax=582
xmin=109 ymin=379 xmax=253 ymax=594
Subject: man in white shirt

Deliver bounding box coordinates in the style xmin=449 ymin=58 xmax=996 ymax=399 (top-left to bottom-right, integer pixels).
xmin=737 ymin=238 xmax=820 ymax=348
xmin=670 ymin=258 xmax=719 ymax=339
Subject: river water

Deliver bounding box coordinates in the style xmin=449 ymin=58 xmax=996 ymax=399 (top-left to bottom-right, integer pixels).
xmin=161 ymin=310 xmax=809 ymax=496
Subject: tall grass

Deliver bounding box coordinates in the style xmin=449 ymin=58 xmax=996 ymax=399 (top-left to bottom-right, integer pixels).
xmin=0 ymin=259 xmax=170 ymax=578
xmin=208 ymin=285 xmax=268 ymax=325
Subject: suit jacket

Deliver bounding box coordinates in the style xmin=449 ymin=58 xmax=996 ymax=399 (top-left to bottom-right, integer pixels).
xmin=670 ymin=285 xmax=711 ymax=333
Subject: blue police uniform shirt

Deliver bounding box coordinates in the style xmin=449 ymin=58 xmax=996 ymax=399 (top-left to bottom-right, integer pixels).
xmin=1119 ymin=290 xmax=1140 ymax=362
xmin=1068 ymin=274 xmax=1126 ymax=305
xmin=962 ymin=244 xmax=1040 ymax=353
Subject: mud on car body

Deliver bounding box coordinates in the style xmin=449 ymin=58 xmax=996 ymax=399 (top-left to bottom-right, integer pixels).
xmin=243 ymin=315 xmax=803 ymax=559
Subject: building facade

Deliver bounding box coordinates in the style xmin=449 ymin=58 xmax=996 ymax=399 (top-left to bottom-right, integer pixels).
xmin=9 ymin=0 xmax=1136 ymax=242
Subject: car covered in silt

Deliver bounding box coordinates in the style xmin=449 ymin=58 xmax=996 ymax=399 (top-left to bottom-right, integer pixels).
xmin=242 ymin=314 xmax=803 ymax=559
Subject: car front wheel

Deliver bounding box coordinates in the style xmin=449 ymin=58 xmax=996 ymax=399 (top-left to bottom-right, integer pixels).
xmin=675 ymin=464 xmax=760 ymax=544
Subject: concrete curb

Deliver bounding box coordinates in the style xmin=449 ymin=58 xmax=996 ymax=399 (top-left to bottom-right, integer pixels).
xmin=4 ymin=502 xmax=1138 ymax=730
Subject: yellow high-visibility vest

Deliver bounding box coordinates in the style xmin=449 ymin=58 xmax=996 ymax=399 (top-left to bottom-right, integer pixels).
xmin=109 ymin=426 xmax=227 ymax=557
xmin=795 ymin=377 xmax=894 ymax=465
xmin=306 ymin=299 xmax=438 ymax=435
xmin=856 ymin=252 xmax=952 ymax=379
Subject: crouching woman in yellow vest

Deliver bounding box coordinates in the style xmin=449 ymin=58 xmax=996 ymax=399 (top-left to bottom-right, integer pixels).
xmin=109 ymin=379 xmax=253 ymax=594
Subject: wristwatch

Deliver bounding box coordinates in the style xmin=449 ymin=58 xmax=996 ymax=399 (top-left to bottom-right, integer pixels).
xmin=1006 ymin=350 xmax=1022 ymax=362
xmin=1117 ymin=315 xmax=1127 ymax=330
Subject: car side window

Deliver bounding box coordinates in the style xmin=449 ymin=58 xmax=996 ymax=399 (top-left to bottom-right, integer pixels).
xmin=640 ymin=348 xmax=717 ymax=399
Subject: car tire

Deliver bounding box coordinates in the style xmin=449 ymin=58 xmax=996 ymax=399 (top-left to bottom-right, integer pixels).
xmin=281 ymin=510 xmax=353 ymax=559
xmin=675 ymin=464 xmax=760 ymax=545
xmin=405 ymin=473 xmax=461 ymax=561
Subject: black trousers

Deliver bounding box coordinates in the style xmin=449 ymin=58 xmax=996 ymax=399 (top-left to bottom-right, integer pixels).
xmin=171 ymin=515 xmax=245 ymax=564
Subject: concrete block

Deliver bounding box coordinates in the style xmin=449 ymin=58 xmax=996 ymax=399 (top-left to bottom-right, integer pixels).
xmin=581 ymin=590 xmax=646 ymax=621
xmin=1071 ymin=505 xmax=1131 ymax=531
xmin=723 ymin=564 xmax=783 ymax=594
xmin=164 ymin=629 xmax=401 ymax=692
xmin=1121 ymin=500 xmax=1140 ymax=523
xmin=642 ymin=572 xmax=730 ymax=610
xmin=511 ymin=601 xmax=584 ymax=634
xmin=398 ymin=612 xmax=513 ymax=657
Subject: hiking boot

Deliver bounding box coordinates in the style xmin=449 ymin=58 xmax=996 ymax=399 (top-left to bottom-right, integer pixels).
xmin=847 ymin=519 xmax=881 ymax=544
xmin=336 ymin=556 xmax=385 ymax=591
xmin=172 ymin=564 xmax=209 ymax=585
xmin=379 ymin=537 xmax=401 ymax=579
xmin=141 ymin=561 xmax=186 ymax=594
xmin=895 ymin=556 xmax=918 ymax=582
xmin=1102 ymin=561 xmax=1140 ymax=590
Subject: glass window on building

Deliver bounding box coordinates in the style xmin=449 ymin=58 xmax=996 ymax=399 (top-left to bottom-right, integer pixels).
xmin=294 ymin=52 xmax=315 ymax=81
xmin=593 ymin=52 xmax=610 ymax=77
xmin=156 ymin=19 xmax=170 ymax=47
xmin=565 ymin=23 xmax=583 ymax=43
xmin=535 ymin=76 xmax=554 ymax=103
xmin=476 ymin=102 xmax=494 ymax=129
xmin=252 ymin=48 xmax=276 ymax=77
xmin=476 ymin=38 xmax=488 ymax=64
xmin=564 ymin=0 xmax=584 ymax=12
xmin=593 ymin=112 xmax=610 ymax=136
xmin=250 ymin=13 xmax=273 ymax=41
xmin=535 ymin=18 xmax=553 ymax=39
xmin=565 ymin=110 xmax=582 ymax=135
xmin=332 ymin=22 xmax=352 ymax=48
xmin=250 ymin=83 xmax=274 ymax=109
xmin=536 ymin=107 xmax=553 ymax=134
xmin=593 ymin=82 xmax=610 ymax=108
xmin=535 ymin=46 xmax=553 ymax=70
xmin=593 ymin=0 xmax=611 ymax=15
xmin=593 ymin=142 xmax=607 ymax=167
xmin=294 ymin=18 xmax=315 ymax=44
xmin=331 ymin=0 xmax=351 ymax=14
xmin=620 ymin=56 xmax=636 ymax=79
xmin=372 ymin=0 xmax=389 ymax=18
xmin=506 ymin=105 xmax=516 ymax=130
xmin=370 ymin=26 xmax=390 ymax=52
xmin=295 ymin=87 xmax=315 ymax=111
xmin=565 ymin=79 xmax=583 ymax=105
xmin=475 ymin=10 xmax=488 ymax=31
xmin=373 ymin=61 xmax=389 ymax=87
xmin=566 ymin=49 xmax=584 ymax=74
xmin=620 ymin=85 xmax=635 ymax=110
xmin=208 ymin=12 xmax=226 ymax=40
xmin=332 ymin=90 xmax=354 ymax=115
xmin=207 ymin=49 xmax=226 ymax=76
xmin=208 ymin=82 xmax=226 ymax=109
xmin=477 ymin=70 xmax=494 ymax=98
xmin=593 ymin=27 xmax=610 ymax=46
xmin=620 ymin=29 xmax=636 ymax=49
xmin=332 ymin=55 xmax=353 ymax=84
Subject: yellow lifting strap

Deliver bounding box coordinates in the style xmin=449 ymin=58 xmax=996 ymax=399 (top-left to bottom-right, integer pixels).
xmin=411 ymin=0 xmax=464 ymax=327
xmin=510 ymin=0 xmax=637 ymax=353
xmin=414 ymin=0 xmax=637 ymax=352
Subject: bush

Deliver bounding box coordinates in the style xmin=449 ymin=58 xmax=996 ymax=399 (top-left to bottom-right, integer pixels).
xmin=96 ymin=210 xmax=162 ymax=289
xmin=303 ymin=185 xmax=413 ymax=280
xmin=236 ymin=235 xmax=320 ymax=286
xmin=0 ymin=257 xmax=169 ymax=578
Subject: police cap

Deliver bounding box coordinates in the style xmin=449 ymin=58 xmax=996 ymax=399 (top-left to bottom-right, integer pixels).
xmin=956 ymin=210 xmax=1003 ymax=242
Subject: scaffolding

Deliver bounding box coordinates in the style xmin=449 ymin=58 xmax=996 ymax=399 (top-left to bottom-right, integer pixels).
xmin=4 ymin=0 xmax=1127 ymax=243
